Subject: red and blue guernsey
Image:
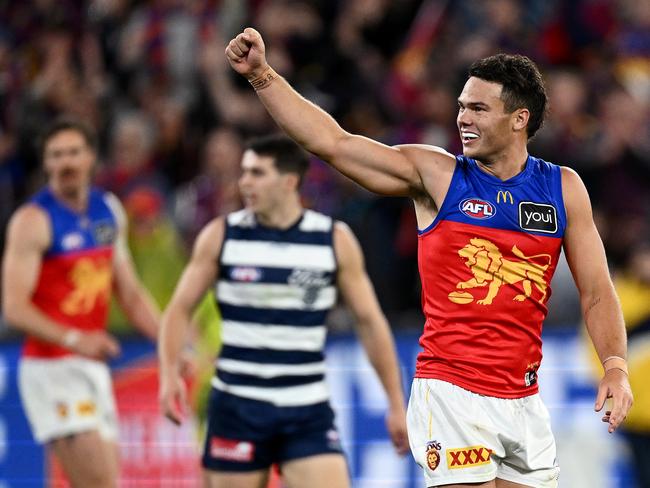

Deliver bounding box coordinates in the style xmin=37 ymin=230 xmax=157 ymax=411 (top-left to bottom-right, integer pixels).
xmin=23 ymin=187 xmax=118 ymax=359
xmin=416 ymin=155 xmax=566 ymax=398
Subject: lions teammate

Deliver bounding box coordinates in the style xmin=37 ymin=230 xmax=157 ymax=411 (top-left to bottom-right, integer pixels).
xmin=2 ymin=118 xmax=161 ymax=487
xmin=158 ymin=135 xmax=409 ymax=488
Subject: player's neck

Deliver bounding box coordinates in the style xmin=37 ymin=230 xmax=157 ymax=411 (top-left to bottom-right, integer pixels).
xmin=49 ymin=184 xmax=89 ymax=214
xmin=255 ymin=197 xmax=303 ymax=230
xmin=476 ymin=145 xmax=529 ymax=181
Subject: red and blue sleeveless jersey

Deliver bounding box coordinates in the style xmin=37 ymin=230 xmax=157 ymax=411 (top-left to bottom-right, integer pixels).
xmin=416 ymin=155 xmax=566 ymax=398
xmin=23 ymin=187 xmax=118 ymax=358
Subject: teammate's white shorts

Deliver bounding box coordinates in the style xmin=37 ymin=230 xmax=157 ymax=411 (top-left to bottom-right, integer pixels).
xmin=407 ymin=378 xmax=559 ymax=487
xmin=18 ymin=356 xmax=118 ymax=444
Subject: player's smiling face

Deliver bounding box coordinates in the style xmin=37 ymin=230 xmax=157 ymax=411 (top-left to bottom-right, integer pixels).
xmin=457 ymin=77 xmax=516 ymax=163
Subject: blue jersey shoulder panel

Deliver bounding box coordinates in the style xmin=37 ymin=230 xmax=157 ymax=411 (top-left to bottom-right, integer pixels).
xmin=424 ymin=155 xmax=566 ymax=238
xmin=31 ymin=187 xmax=118 ymax=257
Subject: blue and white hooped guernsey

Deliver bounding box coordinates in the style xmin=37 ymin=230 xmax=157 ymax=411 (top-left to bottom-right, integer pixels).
xmin=212 ymin=208 xmax=337 ymax=407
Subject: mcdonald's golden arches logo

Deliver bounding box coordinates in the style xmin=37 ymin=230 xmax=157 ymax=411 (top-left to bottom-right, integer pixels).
xmin=496 ymin=190 xmax=513 ymax=204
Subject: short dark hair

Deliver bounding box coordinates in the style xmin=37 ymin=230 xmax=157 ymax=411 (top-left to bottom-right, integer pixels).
xmin=469 ymin=54 xmax=548 ymax=139
xmin=246 ymin=134 xmax=310 ymax=186
xmin=39 ymin=117 xmax=98 ymax=157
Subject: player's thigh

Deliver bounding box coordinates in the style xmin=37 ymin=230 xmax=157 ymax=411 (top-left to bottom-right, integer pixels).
xmin=202 ymin=390 xmax=275 ymax=473
xmin=281 ymin=453 xmax=350 ymax=488
xmin=50 ymin=430 xmax=117 ymax=487
xmin=202 ymin=468 xmax=269 ymax=488
xmin=407 ymin=379 xmax=499 ymax=486
xmin=19 ymin=357 xmax=117 ymax=443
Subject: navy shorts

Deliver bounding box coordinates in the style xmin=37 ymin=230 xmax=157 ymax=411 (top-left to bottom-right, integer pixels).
xmin=202 ymin=388 xmax=345 ymax=472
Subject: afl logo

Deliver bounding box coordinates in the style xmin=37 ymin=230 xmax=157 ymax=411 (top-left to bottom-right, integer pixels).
xmin=230 ymin=267 xmax=262 ymax=282
xmin=459 ymin=198 xmax=496 ymax=220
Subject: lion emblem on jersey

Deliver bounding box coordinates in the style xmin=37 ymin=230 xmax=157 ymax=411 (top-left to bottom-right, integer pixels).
xmin=449 ymin=238 xmax=551 ymax=306
xmin=426 ymin=441 xmax=442 ymax=471
xmin=61 ymin=258 xmax=112 ymax=315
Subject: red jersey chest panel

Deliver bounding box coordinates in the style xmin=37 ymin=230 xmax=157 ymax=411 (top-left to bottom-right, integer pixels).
xmin=416 ymin=156 xmax=566 ymax=398
xmin=24 ymin=188 xmax=117 ymax=358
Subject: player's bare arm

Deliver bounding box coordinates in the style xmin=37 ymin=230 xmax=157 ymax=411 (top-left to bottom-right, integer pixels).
xmin=333 ymin=221 xmax=409 ymax=455
xmin=107 ymin=194 xmax=161 ymax=341
xmin=226 ymin=28 xmax=455 ymax=200
xmin=158 ymin=217 xmax=225 ymax=425
xmin=2 ymin=205 xmax=120 ymax=360
xmin=561 ymin=167 xmax=633 ymax=433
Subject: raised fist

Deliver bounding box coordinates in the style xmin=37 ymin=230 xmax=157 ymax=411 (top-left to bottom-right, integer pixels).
xmin=225 ymin=27 xmax=268 ymax=80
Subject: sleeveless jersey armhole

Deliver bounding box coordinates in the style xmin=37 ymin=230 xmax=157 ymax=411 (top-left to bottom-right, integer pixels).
xmin=418 ymin=157 xmax=463 ymax=236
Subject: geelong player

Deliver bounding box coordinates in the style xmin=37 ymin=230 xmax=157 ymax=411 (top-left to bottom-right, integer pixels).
xmin=2 ymin=118 xmax=161 ymax=487
xmin=158 ymin=135 xmax=409 ymax=488
xmin=223 ymin=28 xmax=633 ymax=488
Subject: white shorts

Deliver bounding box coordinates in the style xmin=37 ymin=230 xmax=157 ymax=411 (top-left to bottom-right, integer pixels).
xmin=18 ymin=356 xmax=119 ymax=443
xmin=407 ymin=378 xmax=559 ymax=487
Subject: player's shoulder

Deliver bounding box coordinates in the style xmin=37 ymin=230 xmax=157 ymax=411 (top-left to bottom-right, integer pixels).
xmin=197 ymin=216 xmax=227 ymax=244
xmin=558 ymin=165 xmax=585 ymax=193
xmin=226 ymin=208 xmax=255 ymax=228
xmin=5 ymin=203 xmax=50 ymax=246
xmin=100 ymin=190 xmax=127 ymax=222
xmin=203 ymin=215 xmax=227 ymax=236
xmin=300 ymin=209 xmax=333 ymax=232
xmin=99 ymin=188 xmax=121 ymax=207
xmin=9 ymin=202 xmax=49 ymax=229
xmin=332 ymin=220 xmax=359 ymax=249
xmin=191 ymin=216 xmax=227 ymax=260
xmin=395 ymin=144 xmax=456 ymax=170
xmin=559 ymin=164 xmax=580 ymax=179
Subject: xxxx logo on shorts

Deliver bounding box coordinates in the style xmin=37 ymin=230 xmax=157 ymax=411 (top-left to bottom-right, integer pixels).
xmin=425 ymin=440 xmax=442 ymax=471
xmin=76 ymin=400 xmax=97 ymax=416
xmin=446 ymin=445 xmax=493 ymax=469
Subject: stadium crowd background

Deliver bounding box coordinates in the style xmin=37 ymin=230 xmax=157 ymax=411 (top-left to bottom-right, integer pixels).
xmin=0 ymin=0 xmax=649 ymax=486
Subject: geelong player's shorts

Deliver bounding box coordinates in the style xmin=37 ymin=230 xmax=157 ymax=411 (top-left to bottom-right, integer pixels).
xmin=407 ymin=378 xmax=559 ymax=487
xmin=18 ymin=356 xmax=118 ymax=444
xmin=202 ymin=388 xmax=344 ymax=472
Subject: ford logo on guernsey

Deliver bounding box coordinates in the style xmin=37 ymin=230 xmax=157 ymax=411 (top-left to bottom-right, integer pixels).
xmin=459 ymin=198 xmax=496 ymax=220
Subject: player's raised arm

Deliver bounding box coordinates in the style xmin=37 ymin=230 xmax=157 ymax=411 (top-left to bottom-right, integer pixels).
xmin=561 ymin=167 xmax=633 ymax=433
xmin=225 ymin=27 xmax=427 ymax=198
xmin=158 ymin=217 xmax=224 ymax=425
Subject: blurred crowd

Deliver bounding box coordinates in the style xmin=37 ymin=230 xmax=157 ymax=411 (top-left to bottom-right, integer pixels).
xmin=0 ymin=0 xmax=649 ymax=327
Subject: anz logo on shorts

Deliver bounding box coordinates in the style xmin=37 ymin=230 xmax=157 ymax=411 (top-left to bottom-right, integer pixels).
xmin=446 ymin=445 xmax=493 ymax=469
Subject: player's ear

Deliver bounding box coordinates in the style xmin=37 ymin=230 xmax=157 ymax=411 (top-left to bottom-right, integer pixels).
xmin=512 ymin=108 xmax=530 ymax=133
xmin=284 ymin=172 xmax=300 ymax=192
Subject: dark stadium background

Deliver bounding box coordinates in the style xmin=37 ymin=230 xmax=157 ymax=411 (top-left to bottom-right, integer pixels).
xmin=0 ymin=1 xmax=648 ymax=486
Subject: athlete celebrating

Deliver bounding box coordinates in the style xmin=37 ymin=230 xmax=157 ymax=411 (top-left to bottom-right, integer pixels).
xmin=224 ymin=27 xmax=633 ymax=488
